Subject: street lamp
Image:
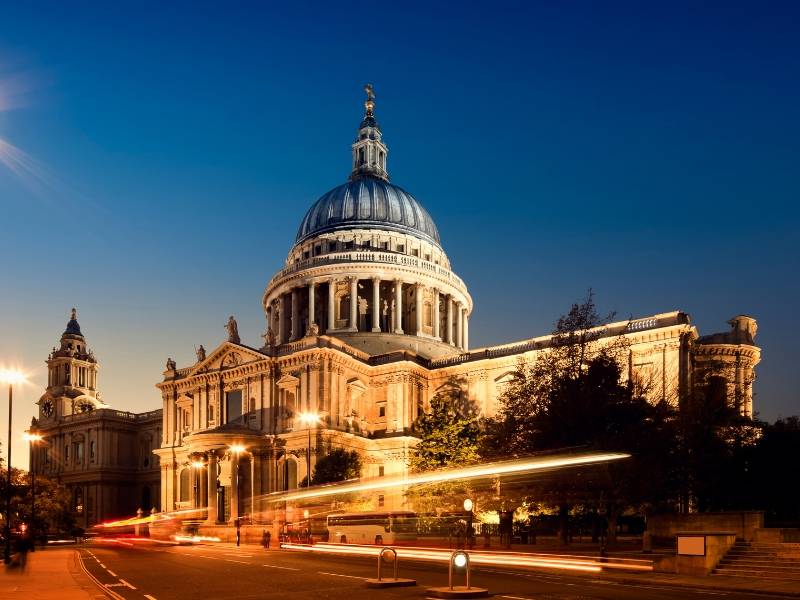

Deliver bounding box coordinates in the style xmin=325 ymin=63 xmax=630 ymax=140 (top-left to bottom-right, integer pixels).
xmin=23 ymin=432 xmax=43 ymax=552
xmin=229 ymin=445 xmax=246 ymax=546
xmin=1 ymin=368 xmax=25 ymax=565
xmin=190 ymin=459 xmax=205 ymax=515
xmin=297 ymin=412 xmax=320 ymax=488
xmin=463 ymin=498 xmax=474 ymax=549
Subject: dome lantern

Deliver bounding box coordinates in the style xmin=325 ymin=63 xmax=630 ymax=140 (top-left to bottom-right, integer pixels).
xmin=350 ymin=84 xmax=389 ymax=182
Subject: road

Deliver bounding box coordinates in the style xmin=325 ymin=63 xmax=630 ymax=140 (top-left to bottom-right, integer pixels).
xmin=77 ymin=541 xmax=792 ymax=600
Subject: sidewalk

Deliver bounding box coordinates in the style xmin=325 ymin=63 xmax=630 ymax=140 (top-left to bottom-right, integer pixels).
xmin=595 ymin=569 xmax=800 ymax=597
xmin=0 ymin=547 xmax=99 ymax=599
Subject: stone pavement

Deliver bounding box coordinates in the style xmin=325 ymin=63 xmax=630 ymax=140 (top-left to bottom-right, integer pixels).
xmin=0 ymin=546 xmax=101 ymax=599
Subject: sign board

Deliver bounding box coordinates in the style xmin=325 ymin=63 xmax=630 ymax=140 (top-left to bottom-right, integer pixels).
xmin=677 ymin=535 xmax=706 ymax=556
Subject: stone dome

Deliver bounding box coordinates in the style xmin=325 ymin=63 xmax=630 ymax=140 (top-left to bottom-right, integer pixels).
xmin=295 ymin=176 xmax=441 ymax=247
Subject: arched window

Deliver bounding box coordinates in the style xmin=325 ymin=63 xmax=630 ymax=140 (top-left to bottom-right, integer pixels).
xmin=179 ymin=468 xmax=190 ymax=503
xmin=423 ymin=301 xmax=433 ymax=327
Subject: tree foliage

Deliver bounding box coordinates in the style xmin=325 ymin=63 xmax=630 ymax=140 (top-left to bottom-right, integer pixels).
xmin=310 ymin=448 xmax=362 ymax=485
xmin=409 ymin=381 xmax=481 ymax=473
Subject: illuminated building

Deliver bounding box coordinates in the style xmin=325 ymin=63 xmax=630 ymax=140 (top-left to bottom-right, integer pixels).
xmin=30 ymin=309 xmax=161 ymax=527
xmin=154 ymin=86 xmax=760 ymax=526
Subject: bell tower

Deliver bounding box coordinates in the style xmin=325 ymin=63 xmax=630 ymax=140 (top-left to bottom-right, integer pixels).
xmin=350 ymin=83 xmax=389 ymax=182
xmin=40 ymin=308 xmax=104 ymax=421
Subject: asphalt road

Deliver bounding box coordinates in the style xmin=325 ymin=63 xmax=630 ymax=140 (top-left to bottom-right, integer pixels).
xmin=77 ymin=542 xmax=792 ymax=600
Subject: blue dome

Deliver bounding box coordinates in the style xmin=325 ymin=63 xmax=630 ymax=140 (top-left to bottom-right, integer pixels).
xmin=295 ymin=177 xmax=441 ymax=246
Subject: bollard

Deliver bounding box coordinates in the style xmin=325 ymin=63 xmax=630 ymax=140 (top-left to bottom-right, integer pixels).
xmin=427 ymin=551 xmax=489 ymax=598
xmin=365 ymin=547 xmax=416 ymax=588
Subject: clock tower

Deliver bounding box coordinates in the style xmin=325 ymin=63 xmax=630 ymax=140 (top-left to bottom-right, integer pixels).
xmin=39 ymin=308 xmax=105 ymax=421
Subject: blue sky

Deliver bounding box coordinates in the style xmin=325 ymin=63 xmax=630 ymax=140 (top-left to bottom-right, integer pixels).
xmin=1 ymin=1 xmax=798 ymax=467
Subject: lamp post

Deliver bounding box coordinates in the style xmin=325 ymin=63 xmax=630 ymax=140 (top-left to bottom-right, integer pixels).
xmin=229 ymin=445 xmax=246 ymax=546
xmin=1 ymin=369 xmax=25 ymax=565
xmin=463 ymin=498 xmax=474 ymax=550
xmin=297 ymin=412 xmax=320 ymax=488
xmin=23 ymin=432 xmax=43 ymax=552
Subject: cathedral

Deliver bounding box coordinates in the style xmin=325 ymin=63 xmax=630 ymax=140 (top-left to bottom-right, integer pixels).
xmin=32 ymin=87 xmax=761 ymax=529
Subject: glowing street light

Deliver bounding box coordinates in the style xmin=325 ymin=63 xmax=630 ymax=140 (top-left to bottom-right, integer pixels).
xmin=23 ymin=431 xmax=44 ymax=551
xmin=228 ymin=445 xmax=247 ymax=546
xmin=297 ymin=412 xmax=320 ymax=488
xmin=1 ymin=368 xmax=26 ymax=564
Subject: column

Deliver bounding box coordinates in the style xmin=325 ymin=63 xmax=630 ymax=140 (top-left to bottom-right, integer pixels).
xmin=290 ymin=288 xmax=299 ymax=340
xmin=349 ymin=277 xmax=358 ymax=331
xmin=463 ymin=312 xmax=469 ymax=351
xmin=251 ymin=454 xmax=260 ymax=519
xmin=433 ymin=288 xmax=440 ymax=339
xmin=394 ymin=280 xmax=404 ymax=334
xmin=415 ymin=284 xmax=424 ymax=334
xmin=371 ymin=277 xmax=381 ymax=332
xmin=327 ymin=279 xmax=336 ymax=332
xmin=230 ymin=453 xmax=240 ymax=522
xmin=446 ymin=296 xmax=454 ymax=345
xmin=456 ymin=302 xmax=464 ymax=349
xmin=206 ymin=451 xmax=218 ymax=524
xmin=307 ymin=281 xmax=316 ymax=333
xmin=277 ymin=297 xmax=285 ymax=344
xmin=266 ymin=307 xmax=272 ymax=340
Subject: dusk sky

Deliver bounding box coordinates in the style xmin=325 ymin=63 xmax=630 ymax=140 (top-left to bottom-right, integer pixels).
xmin=1 ymin=1 xmax=798 ymax=469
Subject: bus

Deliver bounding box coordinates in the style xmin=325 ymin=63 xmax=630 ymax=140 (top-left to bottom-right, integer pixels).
xmin=326 ymin=511 xmax=416 ymax=545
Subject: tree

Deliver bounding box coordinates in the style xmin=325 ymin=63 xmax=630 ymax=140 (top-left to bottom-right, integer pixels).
xmin=409 ymin=381 xmax=480 ymax=473
xmin=0 ymin=464 xmax=74 ymax=536
xmin=483 ymin=291 xmax=679 ymax=543
xmin=310 ymin=448 xmax=362 ymax=485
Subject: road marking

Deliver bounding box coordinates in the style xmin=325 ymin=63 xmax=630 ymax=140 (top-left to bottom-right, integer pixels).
xmin=262 ymin=564 xmax=300 ymax=571
xmin=119 ymin=579 xmax=137 ymax=590
xmin=225 ymin=559 xmax=250 ymax=564
xmin=144 ymin=596 xmax=158 ymax=600
xmin=107 ymin=569 xmax=117 ymax=577
xmin=224 ymin=552 xmax=252 ymax=557
xmin=500 ymin=596 xmax=535 ymax=600
xmin=317 ymin=571 xmax=366 ymax=580
xmin=98 ymin=563 xmax=106 ymax=568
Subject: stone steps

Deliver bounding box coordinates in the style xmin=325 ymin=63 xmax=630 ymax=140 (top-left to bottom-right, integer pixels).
xmin=713 ymin=541 xmax=800 ymax=581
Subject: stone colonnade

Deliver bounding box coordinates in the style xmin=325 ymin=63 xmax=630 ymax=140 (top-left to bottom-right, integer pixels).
xmin=267 ymin=277 xmax=469 ymax=350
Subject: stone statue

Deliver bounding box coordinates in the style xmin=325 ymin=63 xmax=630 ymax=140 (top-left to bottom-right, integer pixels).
xmin=262 ymin=327 xmax=276 ymax=347
xmin=365 ymin=83 xmax=375 ymax=102
xmin=71 ymin=307 xmax=77 ymax=320
xmin=225 ymin=315 xmax=241 ymax=344
xmin=166 ymin=357 xmax=177 ymax=371
xmin=196 ymin=345 xmax=206 ymax=362
xmin=306 ymin=322 xmax=319 ymax=337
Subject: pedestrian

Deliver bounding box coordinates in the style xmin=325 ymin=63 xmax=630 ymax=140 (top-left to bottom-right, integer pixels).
xmin=15 ymin=532 xmax=33 ymax=572
xmin=262 ymin=529 xmax=271 ymax=549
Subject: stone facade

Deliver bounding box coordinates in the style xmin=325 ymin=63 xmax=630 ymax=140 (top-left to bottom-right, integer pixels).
xmin=155 ymin=88 xmax=761 ymax=524
xmin=29 ymin=310 xmax=161 ymax=528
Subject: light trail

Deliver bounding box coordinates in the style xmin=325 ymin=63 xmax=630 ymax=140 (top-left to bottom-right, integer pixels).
xmin=269 ymin=452 xmax=630 ymax=504
xmin=279 ymin=542 xmax=637 ymax=573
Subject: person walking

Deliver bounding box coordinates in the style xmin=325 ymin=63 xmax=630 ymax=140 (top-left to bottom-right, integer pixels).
xmin=261 ymin=529 xmax=271 ymax=549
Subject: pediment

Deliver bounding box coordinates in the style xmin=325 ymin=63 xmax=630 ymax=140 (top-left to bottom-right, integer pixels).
xmin=186 ymin=342 xmax=267 ymax=376
xmin=277 ymin=374 xmax=300 ymax=389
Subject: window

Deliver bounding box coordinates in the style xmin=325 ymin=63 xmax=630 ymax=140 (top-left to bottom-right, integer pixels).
xmin=362 ymin=240 xmax=371 ymax=249
xmin=378 ymin=466 xmax=385 ymax=477
xmin=378 ymin=405 xmax=386 ymax=418
xmin=412 ymin=249 xmax=419 ymax=257
xmin=44 ymin=447 xmax=50 ymax=465
xmin=397 ymin=244 xmax=405 ymax=253
xmin=75 ymin=442 xmax=84 ymax=463
xmin=303 ymin=250 xmax=310 ymax=260
xmin=381 ymin=241 xmax=389 ymax=250
xmin=425 ymin=254 xmax=431 ymax=262
xmin=343 ymin=241 xmax=354 ymax=250
xmin=89 ymin=441 xmax=95 ymax=460
xmin=314 ymin=245 xmax=321 ymax=256
xmin=329 ymin=242 xmax=337 ymax=252
xmin=64 ymin=444 xmax=69 ymax=462
xmin=209 ymin=404 xmax=215 ymax=422
xmin=226 ymin=390 xmax=243 ymax=423
xmin=378 ymin=494 xmax=385 ymax=508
